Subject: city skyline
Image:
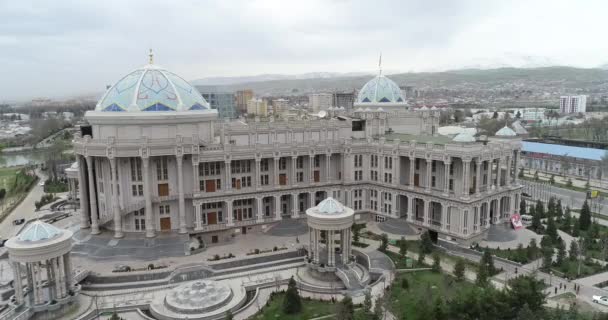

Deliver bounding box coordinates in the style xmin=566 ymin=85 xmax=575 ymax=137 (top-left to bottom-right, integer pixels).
xmin=2 ymin=0 xmax=608 ymax=100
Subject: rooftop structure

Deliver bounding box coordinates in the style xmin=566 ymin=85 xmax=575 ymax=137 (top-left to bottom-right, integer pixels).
xmin=97 ymin=63 xmax=210 ymax=112
xmin=495 ymin=126 xmax=517 ymax=137
xmin=355 ymin=75 xmax=405 ymax=105
xmin=521 ymin=141 xmax=606 ymax=161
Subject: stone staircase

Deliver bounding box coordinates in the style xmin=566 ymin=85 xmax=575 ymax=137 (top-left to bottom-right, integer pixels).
xmin=335 ymin=265 xmax=364 ymax=290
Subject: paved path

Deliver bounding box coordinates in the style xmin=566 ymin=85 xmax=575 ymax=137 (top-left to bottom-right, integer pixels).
xmin=0 ymin=170 xmax=45 ymax=240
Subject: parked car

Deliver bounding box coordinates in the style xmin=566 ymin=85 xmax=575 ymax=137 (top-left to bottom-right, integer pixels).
xmin=12 ymin=218 xmax=25 ymax=225
xmin=593 ymin=295 xmax=608 ymax=306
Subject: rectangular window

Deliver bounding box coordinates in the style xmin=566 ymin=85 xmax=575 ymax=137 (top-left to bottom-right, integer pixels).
xmin=415 ymin=159 xmax=420 ymax=170
xmin=261 ymin=175 xmax=269 ymax=185
xmin=130 ymin=158 xmax=142 ymax=181
xmin=314 ymin=155 xmax=320 ymax=167
xmin=297 ymin=157 xmax=304 ymax=169
xmin=261 ymin=159 xmax=269 ymax=171
xmin=432 ymin=161 xmax=436 ymax=173
xmin=449 ymin=179 xmax=454 ymax=191
xmin=156 ymin=157 xmax=168 ymax=180
xmin=279 ymin=158 xmax=287 ymax=170
xmin=432 ymin=176 xmax=436 ymax=187
xmin=159 ymin=204 xmax=170 ymax=215
xmin=297 ymin=172 xmax=304 ymax=182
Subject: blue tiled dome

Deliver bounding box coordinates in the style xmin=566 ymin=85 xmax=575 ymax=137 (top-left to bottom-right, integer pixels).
xmin=17 ymin=221 xmax=61 ymax=242
xmin=96 ymin=64 xmax=211 ymax=112
xmin=495 ymin=126 xmax=517 ymax=137
xmin=316 ymin=197 xmax=345 ymax=215
xmin=357 ymin=75 xmax=404 ymax=104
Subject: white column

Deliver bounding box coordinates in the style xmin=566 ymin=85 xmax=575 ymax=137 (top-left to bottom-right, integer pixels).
xmin=407 ymin=196 xmax=414 ymax=222
xmin=291 ymin=156 xmax=297 ymax=186
xmin=496 ymin=158 xmax=502 ymax=189
xmin=314 ymin=229 xmax=320 ymax=263
xmin=226 ymin=200 xmax=234 ymax=226
xmin=77 ymin=156 xmax=90 ymax=229
xmin=274 ymin=158 xmax=280 ymax=186
xmin=488 ymin=160 xmax=495 ymax=190
xmin=11 ymin=262 xmax=23 ymax=303
xmin=291 ymin=193 xmax=298 ymax=218
xmin=506 ymin=155 xmax=513 ymax=185
xmin=194 ymin=203 xmax=201 ymax=230
xmin=443 ymin=160 xmax=451 ymax=195
xmin=142 ymin=157 xmax=155 ymax=238
xmin=225 ymin=161 xmax=232 ymax=190
xmin=425 ymin=159 xmax=432 ymax=192
xmin=256 ymin=197 xmax=264 ymax=222
xmin=274 ymin=195 xmax=281 ymax=220
xmin=325 ymin=154 xmax=331 ymax=182
xmin=309 ymin=155 xmax=314 ymax=183
xmin=441 ymin=204 xmax=448 ymax=231
xmin=85 ymin=156 xmax=100 ymax=234
xmin=35 ymin=262 xmax=42 ymax=304
xmin=57 ymin=257 xmax=65 ymax=298
xmin=426 ymin=199 xmax=432 ymax=226
xmin=409 ymin=156 xmax=415 ymax=189
xmin=255 ymin=159 xmax=261 ymax=189
xmin=109 ymin=158 xmax=123 ymax=238
xmin=514 ymin=151 xmax=520 ymax=185
xmin=193 ymin=160 xmax=200 ymax=193
xmin=328 ymin=230 xmax=333 ymax=266
xmin=46 ymin=259 xmax=55 ymax=300
xmin=393 ymin=156 xmax=399 ymax=186
xmin=176 ymin=155 xmax=186 ymax=233
xmin=462 ymin=160 xmax=470 ymax=199
xmin=475 ymin=158 xmax=481 ymax=196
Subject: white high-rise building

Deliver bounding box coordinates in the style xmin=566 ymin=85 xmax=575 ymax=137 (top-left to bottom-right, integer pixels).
xmin=247 ymin=98 xmax=268 ymax=116
xmin=560 ymin=95 xmax=587 ymax=113
xmin=272 ymin=98 xmax=289 ymax=115
xmin=309 ymin=93 xmax=333 ymax=112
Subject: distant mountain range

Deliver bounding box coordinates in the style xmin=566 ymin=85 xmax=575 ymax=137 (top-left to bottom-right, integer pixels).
xmin=190 ymin=66 xmax=608 ymax=97
xmin=191 ymin=72 xmax=373 ymax=86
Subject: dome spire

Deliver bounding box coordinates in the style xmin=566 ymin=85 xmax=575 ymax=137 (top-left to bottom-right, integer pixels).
xmin=148 ymin=48 xmax=154 ymax=64
xmin=378 ymin=52 xmax=382 ymax=76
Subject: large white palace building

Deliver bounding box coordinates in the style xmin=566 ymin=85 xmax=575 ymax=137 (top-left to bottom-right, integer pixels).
xmin=70 ymin=61 xmax=523 ymax=245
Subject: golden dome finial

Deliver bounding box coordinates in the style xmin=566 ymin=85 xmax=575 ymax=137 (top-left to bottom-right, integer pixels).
xmin=148 ymin=49 xmax=154 ymax=64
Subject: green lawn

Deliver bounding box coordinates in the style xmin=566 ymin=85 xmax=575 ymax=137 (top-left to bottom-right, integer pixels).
xmin=0 ymin=167 xmax=20 ymax=192
xmin=384 ymin=250 xmax=424 ymax=269
xmin=389 ymin=271 xmax=474 ymax=320
xmin=43 ymin=179 xmax=68 ymax=193
xmin=252 ymin=293 xmax=338 ymax=320
xmin=550 ymin=258 xmax=608 ymax=280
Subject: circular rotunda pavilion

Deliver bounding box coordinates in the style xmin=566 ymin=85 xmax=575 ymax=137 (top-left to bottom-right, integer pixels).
xmin=5 ymin=221 xmax=78 ymax=314
xmin=306 ymin=197 xmax=354 ymax=270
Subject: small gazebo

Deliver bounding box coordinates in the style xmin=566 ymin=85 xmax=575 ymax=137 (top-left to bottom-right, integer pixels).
xmin=306 ymin=197 xmax=354 ymax=269
xmin=5 ymin=221 xmax=78 ymax=312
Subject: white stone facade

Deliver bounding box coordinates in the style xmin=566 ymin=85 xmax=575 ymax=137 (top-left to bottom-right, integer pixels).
xmin=72 ymin=105 xmax=523 ymax=244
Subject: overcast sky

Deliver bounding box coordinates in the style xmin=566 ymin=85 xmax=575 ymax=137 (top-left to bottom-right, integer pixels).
xmin=2 ymin=0 xmax=608 ymax=101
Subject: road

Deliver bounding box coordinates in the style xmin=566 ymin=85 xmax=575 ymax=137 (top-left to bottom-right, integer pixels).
xmin=522 ymin=180 xmax=607 ymax=215
xmin=0 ymin=170 xmax=46 ymax=240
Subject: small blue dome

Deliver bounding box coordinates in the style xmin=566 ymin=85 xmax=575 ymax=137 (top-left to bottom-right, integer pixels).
xmin=357 ymin=75 xmax=404 ymax=104
xmin=96 ymin=64 xmax=211 ymax=112
xmin=17 ymin=221 xmax=61 ymax=242
xmin=316 ymin=197 xmax=345 ymax=215
xmin=495 ymin=126 xmax=517 ymax=137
